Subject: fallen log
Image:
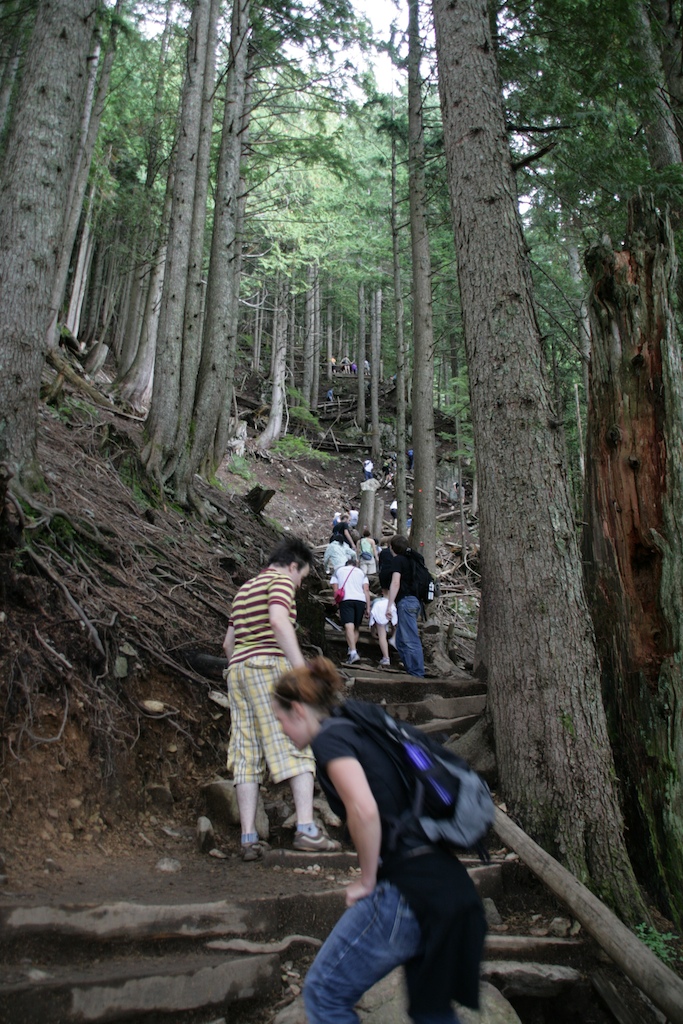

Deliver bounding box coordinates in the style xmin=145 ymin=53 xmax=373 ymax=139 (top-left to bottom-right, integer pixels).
xmin=493 ymin=808 xmax=683 ymax=1024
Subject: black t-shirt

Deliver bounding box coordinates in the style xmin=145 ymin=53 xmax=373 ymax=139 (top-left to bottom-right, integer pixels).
xmin=311 ymin=712 xmax=486 ymax=1014
xmin=390 ymin=552 xmax=414 ymax=601
xmin=377 ymin=547 xmax=395 ymax=590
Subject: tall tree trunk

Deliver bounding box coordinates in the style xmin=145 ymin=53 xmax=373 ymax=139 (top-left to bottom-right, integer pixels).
xmin=45 ymin=0 xmax=123 ymax=351
xmin=142 ymin=0 xmax=212 ymax=482
xmin=357 ymin=282 xmax=367 ymax=429
xmin=370 ymin=288 xmax=382 ymax=462
xmin=392 ymin=130 xmax=409 ymax=536
xmin=66 ymin=185 xmax=96 ymax=337
xmin=0 ymin=0 xmax=96 ymax=482
xmin=311 ymin=270 xmax=321 ymax=410
xmin=408 ymin=0 xmax=437 ymax=570
xmin=582 ymin=193 xmax=683 ymax=927
xmin=432 ymin=0 xmax=646 ymax=920
xmin=303 ymin=265 xmax=315 ymax=407
xmin=116 ymin=172 xmax=174 ymax=413
xmin=175 ymin=0 xmax=251 ymax=498
xmin=257 ymin=279 xmax=288 ymax=448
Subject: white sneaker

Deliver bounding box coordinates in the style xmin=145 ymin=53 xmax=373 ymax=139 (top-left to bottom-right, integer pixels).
xmin=345 ymin=651 xmax=360 ymax=665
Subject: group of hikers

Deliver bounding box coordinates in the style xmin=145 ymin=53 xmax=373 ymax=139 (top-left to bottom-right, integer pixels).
xmin=221 ymin=535 xmax=485 ymax=1024
xmin=324 ymin=509 xmax=425 ymax=676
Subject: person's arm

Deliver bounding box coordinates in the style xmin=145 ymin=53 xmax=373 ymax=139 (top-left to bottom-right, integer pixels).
xmin=327 ymin=757 xmax=381 ymax=905
xmin=222 ymin=623 xmax=235 ymax=663
xmin=269 ymin=602 xmax=306 ymax=668
xmin=386 ymin=569 xmax=401 ymax=615
xmin=344 ymin=528 xmax=355 ymax=549
xmin=363 ymin=579 xmax=371 ymax=618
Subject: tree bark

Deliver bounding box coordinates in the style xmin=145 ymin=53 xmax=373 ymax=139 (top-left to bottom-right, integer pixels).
xmin=582 ymin=193 xmax=683 ymax=927
xmin=142 ymin=0 xmax=212 ymax=482
xmin=176 ymin=0 xmax=251 ymax=494
xmin=408 ymin=0 xmax=437 ymax=570
xmin=0 ymin=0 xmax=96 ymax=481
xmin=432 ymin=0 xmax=645 ymax=920
xmin=391 ymin=130 xmax=409 ymax=537
xmin=257 ymin=279 xmax=288 ymax=449
xmin=370 ymin=288 xmax=382 ymax=462
xmin=357 ymin=282 xmax=366 ymax=429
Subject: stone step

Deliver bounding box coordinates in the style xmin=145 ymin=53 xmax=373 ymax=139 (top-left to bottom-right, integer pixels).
xmin=0 ymin=949 xmax=280 ymax=1024
xmin=345 ymin=677 xmax=486 ymax=702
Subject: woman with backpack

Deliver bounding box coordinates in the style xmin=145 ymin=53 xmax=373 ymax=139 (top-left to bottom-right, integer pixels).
xmin=358 ymin=526 xmax=378 ymax=576
xmin=272 ymin=656 xmax=486 ymax=1024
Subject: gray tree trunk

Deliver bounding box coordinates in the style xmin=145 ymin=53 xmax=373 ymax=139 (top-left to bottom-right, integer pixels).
xmin=142 ymin=0 xmax=212 ymax=482
xmin=303 ymin=265 xmax=315 ymax=407
xmin=357 ymin=282 xmax=366 ymax=429
xmin=0 ymin=0 xmax=96 ymax=482
xmin=432 ymin=0 xmax=645 ymax=921
xmin=408 ymin=0 xmax=437 ymax=569
xmin=392 ymin=131 xmax=409 ymax=537
xmin=175 ymin=0 xmax=251 ymax=496
xmin=370 ymin=288 xmax=382 ymax=462
xmin=257 ymin=279 xmax=288 ymax=449
xmin=582 ymin=194 xmax=683 ymax=927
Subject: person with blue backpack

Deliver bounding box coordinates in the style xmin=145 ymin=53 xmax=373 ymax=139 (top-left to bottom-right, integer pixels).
xmin=385 ymin=534 xmax=425 ymax=677
xmin=272 ymin=656 xmax=487 ymax=1024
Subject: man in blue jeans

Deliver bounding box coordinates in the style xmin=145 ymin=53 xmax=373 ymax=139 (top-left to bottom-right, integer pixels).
xmin=385 ymin=534 xmax=424 ymax=677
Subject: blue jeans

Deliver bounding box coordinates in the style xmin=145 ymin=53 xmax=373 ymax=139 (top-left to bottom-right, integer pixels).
xmin=396 ymin=595 xmax=424 ymax=676
xmin=303 ymin=882 xmax=459 ymax=1024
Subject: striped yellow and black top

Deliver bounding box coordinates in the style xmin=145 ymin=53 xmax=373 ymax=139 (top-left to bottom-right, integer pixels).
xmin=228 ymin=568 xmax=296 ymax=665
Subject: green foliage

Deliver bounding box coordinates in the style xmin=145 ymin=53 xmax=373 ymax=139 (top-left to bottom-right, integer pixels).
xmin=272 ymin=435 xmax=331 ymax=462
xmin=226 ymin=456 xmax=255 ymax=482
xmin=635 ymin=924 xmax=681 ymax=966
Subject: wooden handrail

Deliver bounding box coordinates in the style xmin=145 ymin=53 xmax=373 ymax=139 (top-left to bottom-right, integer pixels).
xmin=493 ymin=808 xmax=683 ymax=1024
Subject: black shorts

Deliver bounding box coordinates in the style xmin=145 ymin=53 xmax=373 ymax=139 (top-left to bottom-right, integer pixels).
xmin=339 ymin=600 xmax=365 ymax=628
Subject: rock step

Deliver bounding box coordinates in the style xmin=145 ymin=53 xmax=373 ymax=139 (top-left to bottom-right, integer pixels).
xmin=0 ymin=863 xmax=505 ymax=946
xmin=344 ymin=677 xmax=486 ymax=701
xmin=0 ymin=949 xmax=280 ymax=1024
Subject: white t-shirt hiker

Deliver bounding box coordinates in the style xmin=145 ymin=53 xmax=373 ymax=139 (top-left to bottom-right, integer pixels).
xmin=331 ymin=565 xmax=367 ymax=602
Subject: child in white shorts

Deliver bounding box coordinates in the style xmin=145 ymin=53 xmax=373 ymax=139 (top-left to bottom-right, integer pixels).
xmin=369 ymin=594 xmax=398 ymax=667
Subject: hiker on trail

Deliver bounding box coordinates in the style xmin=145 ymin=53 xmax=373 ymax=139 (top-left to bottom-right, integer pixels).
xmin=326 ymin=387 xmax=334 ymax=402
xmin=323 ymin=536 xmax=356 ymax=575
xmin=272 ymin=657 xmax=486 ymax=1024
xmin=340 ymin=356 xmax=351 ymax=373
xmin=369 ymin=589 xmax=398 ymax=667
xmin=351 ymin=360 xmax=358 ymax=374
xmin=331 ymin=554 xmax=371 ymax=666
xmin=390 ymin=498 xmax=398 ymax=521
xmin=358 ymin=526 xmax=378 ymax=577
xmin=222 ymin=537 xmax=341 ymax=860
xmin=363 ymin=458 xmax=374 ymax=480
xmin=378 ymin=539 xmax=395 ymax=590
xmin=330 ymin=513 xmax=355 ymax=551
xmin=348 ymin=508 xmax=359 ymax=529
xmin=385 ymin=535 xmax=425 ymax=677
xmin=407 ymin=449 xmax=414 ymax=471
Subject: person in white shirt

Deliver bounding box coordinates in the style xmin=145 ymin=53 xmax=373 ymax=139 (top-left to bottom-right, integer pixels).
xmin=369 ymin=592 xmax=398 ymax=667
xmin=363 ymin=459 xmax=374 ymax=480
xmin=348 ymin=508 xmax=359 ymax=528
xmin=331 ymin=555 xmax=371 ymax=665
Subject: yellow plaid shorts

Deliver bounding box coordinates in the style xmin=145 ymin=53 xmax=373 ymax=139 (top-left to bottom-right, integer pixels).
xmin=226 ymin=656 xmax=315 ymax=784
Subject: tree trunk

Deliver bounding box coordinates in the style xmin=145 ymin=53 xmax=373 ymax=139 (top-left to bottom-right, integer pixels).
xmin=46 ymin=1 xmax=123 ymax=352
xmin=311 ymin=271 xmax=321 ymax=410
xmin=257 ymin=279 xmax=288 ymax=449
xmin=391 ymin=130 xmax=409 ymax=537
xmin=370 ymin=288 xmax=382 ymax=462
xmin=357 ymin=282 xmax=366 ymax=429
xmin=582 ymin=193 xmax=683 ymax=927
xmin=303 ymin=265 xmax=315 ymax=407
xmin=432 ymin=0 xmax=646 ymax=921
xmin=408 ymin=0 xmax=437 ymax=570
xmin=0 ymin=0 xmax=96 ymax=482
xmin=142 ymin=0 xmax=212 ymax=482
xmin=175 ymin=0 xmax=251 ymax=495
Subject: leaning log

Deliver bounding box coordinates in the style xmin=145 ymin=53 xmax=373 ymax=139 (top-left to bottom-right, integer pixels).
xmin=493 ymin=808 xmax=683 ymax=1024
